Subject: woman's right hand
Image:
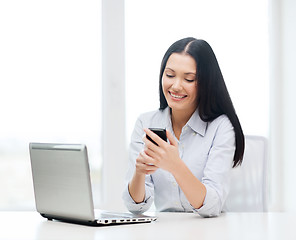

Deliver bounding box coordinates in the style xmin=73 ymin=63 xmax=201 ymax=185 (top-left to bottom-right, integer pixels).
xmin=135 ymin=151 xmax=159 ymax=175
xmin=129 ymin=151 xmax=158 ymax=203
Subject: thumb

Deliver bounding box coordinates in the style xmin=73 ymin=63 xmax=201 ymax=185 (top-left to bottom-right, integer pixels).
xmin=166 ymin=130 xmax=178 ymax=146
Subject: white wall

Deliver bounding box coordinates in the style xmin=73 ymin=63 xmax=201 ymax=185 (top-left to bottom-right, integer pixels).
xmin=269 ymin=0 xmax=296 ymax=211
xmin=101 ymin=0 xmax=127 ymax=211
xmin=281 ymin=0 xmax=296 ymax=211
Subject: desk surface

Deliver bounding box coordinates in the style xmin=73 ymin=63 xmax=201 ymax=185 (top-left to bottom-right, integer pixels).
xmin=0 ymin=211 xmax=295 ymax=240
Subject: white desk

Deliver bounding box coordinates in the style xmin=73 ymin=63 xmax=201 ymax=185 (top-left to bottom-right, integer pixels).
xmin=0 ymin=211 xmax=295 ymax=240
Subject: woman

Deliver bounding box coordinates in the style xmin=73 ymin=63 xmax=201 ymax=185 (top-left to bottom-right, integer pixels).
xmin=122 ymin=37 xmax=244 ymax=217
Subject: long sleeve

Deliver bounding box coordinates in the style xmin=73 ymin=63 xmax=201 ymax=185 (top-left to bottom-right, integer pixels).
xmin=193 ymin=116 xmax=235 ymax=217
xmin=122 ymin=115 xmax=154 ymax=214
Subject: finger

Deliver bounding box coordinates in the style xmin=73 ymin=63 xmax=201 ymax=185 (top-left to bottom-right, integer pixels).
xmin=136 ymin=161 xmax=156 ymax=171
xmin=144 ymin=128 xmax=166 ymax=147
xmin=143 ymin=135 xmax=160 ymax=156
xmin=136 ymin=164 xmax=154 ymax=175
xmin=166 ymin=130 xmax=178 ymax=146
xmin=146 ymin=167 xmax=158 ymax=174
xmin=135 ymin=158 xmax=158 ymax=174
xmin=145 ymin=168 xmax=158 ymax=175
xmin=136 ymin=154 xmax=154 ymax=168
xmin=136 ymin=152 xmax=146 ymax=164
xmin=140 ymin=151 xmax=158 ymax=166
xmin=142 ymin=135 xmax=155 ymax=149
xmin=145 ymin=164 xmax=158 ymax=171
xmin=144 ymin=147 xmax=158 ymax=160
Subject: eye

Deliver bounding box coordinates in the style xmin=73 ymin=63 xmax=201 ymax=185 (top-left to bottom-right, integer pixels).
xmin=166 ymin=74 xmax=174 ymax=78
xmin=185 ymin=79 xmax=195 ymax=83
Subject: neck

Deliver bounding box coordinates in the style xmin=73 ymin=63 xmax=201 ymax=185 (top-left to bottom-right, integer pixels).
xmin=171 ymin=108 xmax=196 ymax=139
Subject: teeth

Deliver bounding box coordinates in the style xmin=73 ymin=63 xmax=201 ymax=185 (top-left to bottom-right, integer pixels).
xmin=170 ymin=92 xmax=185 ymax=99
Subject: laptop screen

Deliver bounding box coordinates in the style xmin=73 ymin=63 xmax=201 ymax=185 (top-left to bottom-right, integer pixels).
xmin=29 ymin=143 xmax=95 ymax=221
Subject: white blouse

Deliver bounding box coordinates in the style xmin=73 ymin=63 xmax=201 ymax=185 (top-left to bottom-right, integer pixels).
xmin=122 ymin=107 xmax=235 ymax=217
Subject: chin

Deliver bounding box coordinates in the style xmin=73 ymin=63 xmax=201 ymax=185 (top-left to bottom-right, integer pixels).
xmin=167 ymin=103 xmax=185 ymax=111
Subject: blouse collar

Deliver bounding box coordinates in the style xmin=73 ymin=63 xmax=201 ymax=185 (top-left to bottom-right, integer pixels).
xmin=163 ymin=107 xmax=208 ymax=137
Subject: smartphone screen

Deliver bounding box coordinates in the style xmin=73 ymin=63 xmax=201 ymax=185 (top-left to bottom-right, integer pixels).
xmin=146 ymin=128 xmax=167 ymax=146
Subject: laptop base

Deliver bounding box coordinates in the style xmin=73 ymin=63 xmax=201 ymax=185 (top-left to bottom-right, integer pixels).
xmin=41 ymin=213 xmax=156 ymax=227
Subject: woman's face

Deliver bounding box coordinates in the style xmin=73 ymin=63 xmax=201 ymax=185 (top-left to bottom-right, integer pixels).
xmin=162 ymin=53 xmax=198 ymax=114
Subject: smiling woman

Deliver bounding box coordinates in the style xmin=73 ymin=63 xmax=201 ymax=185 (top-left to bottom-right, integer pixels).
xmin=123 ymin=37 xmax=245 ymax=217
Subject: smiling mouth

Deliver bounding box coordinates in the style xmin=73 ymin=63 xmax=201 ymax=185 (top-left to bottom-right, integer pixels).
xmin=169 ymin=91 xmax=187 ymax=99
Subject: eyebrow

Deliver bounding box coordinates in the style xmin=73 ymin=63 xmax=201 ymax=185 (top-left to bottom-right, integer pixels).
xmin=165 ymin=68 xmax=196 ymax=75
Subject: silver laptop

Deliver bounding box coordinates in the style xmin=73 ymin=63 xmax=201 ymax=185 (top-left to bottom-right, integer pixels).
xmin=29 ymin=143 xmax=157 ymax=226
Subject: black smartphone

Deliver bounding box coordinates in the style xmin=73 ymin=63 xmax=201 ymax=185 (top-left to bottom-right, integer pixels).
xmin=146 ymin=128 xmax=167 ymax=146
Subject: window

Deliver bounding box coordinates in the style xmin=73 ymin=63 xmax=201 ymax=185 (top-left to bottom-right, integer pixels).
xmin=0 ymin=0 xmax=102 ymax=210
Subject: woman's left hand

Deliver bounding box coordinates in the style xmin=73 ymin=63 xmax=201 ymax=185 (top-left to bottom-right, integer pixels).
xmin=143 ymin=128 xmax=182 ymax=174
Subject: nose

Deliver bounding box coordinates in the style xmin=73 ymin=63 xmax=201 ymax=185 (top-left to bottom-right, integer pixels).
xmin=171 ymin=78 xmax=182 ymax=92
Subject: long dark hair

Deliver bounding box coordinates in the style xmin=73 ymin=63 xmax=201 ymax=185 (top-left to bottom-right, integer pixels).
xmin=159 ymin=37 xmax=244 ymax=167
